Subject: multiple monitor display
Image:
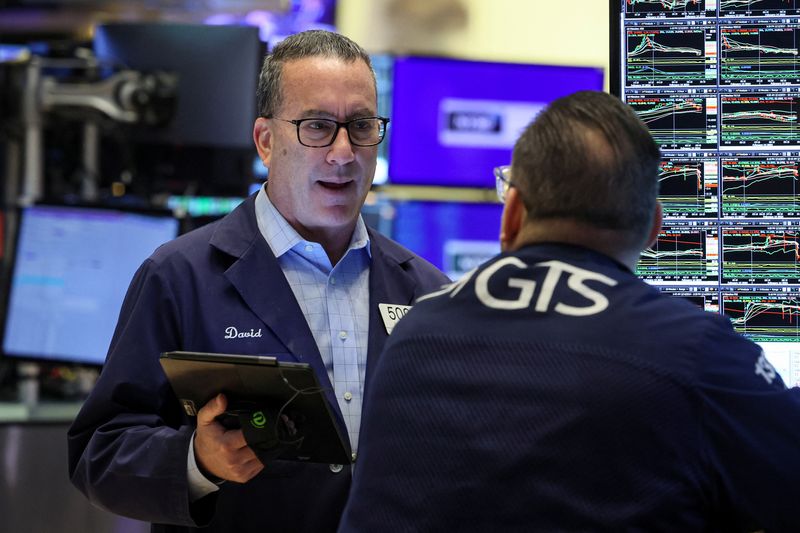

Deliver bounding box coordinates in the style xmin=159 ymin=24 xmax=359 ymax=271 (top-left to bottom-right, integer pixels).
xmin=5 ymin=16 xmax=799 ymax=388
xmin=90 ymin=23 xmax=605 ymax=191
xmin=0 ymin=48 xmax=600 ymax=368
xmin=611 ymin=0 xmax=800 ymax=386
xmin=382 ymin=57 xmax=602 ymax=285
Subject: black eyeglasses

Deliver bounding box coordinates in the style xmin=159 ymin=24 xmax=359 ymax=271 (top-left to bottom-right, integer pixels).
xmin=493 ymin=165 xmax=514 ymax=203
xmin=268 ymin=116 xmax=390 ymax=147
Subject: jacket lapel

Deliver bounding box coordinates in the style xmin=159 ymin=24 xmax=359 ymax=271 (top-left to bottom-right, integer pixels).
xmin=224 ymin=241 xmax=322 ymax=367
xmin=209 ymin=196 xmax=343 ymax=426
xmin=207 ymin=199 xmax=438 ymax=436
xmin=365 ymin=230 xmax=424 ymax=391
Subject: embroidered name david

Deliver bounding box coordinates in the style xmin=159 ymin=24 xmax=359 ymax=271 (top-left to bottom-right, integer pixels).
xmin=224 ymin=326 xmax=263 ymax=339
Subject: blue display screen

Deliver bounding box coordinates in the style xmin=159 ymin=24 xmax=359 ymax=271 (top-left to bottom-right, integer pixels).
xmin=389 ymin=57 xmax=604 ymax=188
xmin=391 ymin=200 xmax=504 ymax=279
xmin=2 ymin=205 xmax=179 ymax=365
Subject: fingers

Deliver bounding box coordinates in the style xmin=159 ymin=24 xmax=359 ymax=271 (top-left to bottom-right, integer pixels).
xmin=207 ymin=430 xmax=264 ymax=482
xmin=197 ymin=393 xmax=227 ymax=427
xmin=194 ymin=394 xmax=265 ymax=483
xmin=218 ymin=429 xmax=250 ymax=453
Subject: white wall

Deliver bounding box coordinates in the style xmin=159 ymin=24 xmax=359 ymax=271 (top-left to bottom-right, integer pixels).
xmin=337 ymin=0 xmax=610 ymax=86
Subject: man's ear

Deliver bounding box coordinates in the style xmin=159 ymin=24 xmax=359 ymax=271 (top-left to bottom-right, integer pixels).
xmin=646 ymin=201 xmax=663 ymax=249
xmin=499 ymin=187 xmax=526 ymax=252
xmin=253 ymin=117 xmax=273 ymax=167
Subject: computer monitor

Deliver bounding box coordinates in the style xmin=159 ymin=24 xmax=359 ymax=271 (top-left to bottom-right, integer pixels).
xmin=1 ymin=204 xmax=179 ymax=366
xmin=389 ymin=56 xmax=604 ymax=188
xmin=390 ymin=200 xmax=503 ymax=279
xmin=610 ymin=0 xmax=800 ymax=387
xmin=94 ymin=23 xmax=263 ymax=148
xmin=93 ymin=23 xmax=264 ymax=196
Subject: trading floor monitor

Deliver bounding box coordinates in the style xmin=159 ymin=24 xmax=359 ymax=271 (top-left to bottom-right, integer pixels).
xmin=610 ymin=0 xmax=800 ymax=386
xmin=1 ymin=204 xmax=179 ymax=366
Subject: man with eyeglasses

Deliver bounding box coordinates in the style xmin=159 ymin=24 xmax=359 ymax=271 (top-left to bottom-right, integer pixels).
xmin=68 ymin=30 xmax=448 ymax=533
xmin=339 ymin=91 xmax=800 ymax=531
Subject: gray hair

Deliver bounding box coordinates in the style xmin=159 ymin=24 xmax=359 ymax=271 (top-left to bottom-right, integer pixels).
xmin=256 ymin=30 xmax=375 ymax=118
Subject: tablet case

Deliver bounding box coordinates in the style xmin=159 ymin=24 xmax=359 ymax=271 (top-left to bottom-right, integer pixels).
xmin=159 ymin=350 xmax=351 ymax=465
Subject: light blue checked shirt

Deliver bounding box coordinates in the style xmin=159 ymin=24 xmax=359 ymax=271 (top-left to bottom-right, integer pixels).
xmin=188 ymin=188 xmax=372 ymax=499
xmin=254 ymin=187 xmax=371 ymax=455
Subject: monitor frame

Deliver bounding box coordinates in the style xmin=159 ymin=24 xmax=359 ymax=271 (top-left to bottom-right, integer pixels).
xmin=608 ymin=0 xmax=800 ymax=387
xmin=388 ymin=54 xmax=604 ymax=189
xmin=93 ymin=22 xmax=264 ymax=149
xmin=0 ymin=202 xmax=179 ymax=367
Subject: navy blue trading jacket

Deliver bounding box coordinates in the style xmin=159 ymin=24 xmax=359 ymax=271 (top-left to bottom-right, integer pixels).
xmin=341 ymin=243 xmax=800 ymax=532
xmin=67 ymin=193 xmax=449 ymax=533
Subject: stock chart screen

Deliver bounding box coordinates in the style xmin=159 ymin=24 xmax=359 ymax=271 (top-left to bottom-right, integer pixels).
xmin=613 ymin=0 xmax=800 ymax=387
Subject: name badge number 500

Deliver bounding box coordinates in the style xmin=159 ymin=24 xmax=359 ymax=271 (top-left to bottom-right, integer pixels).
xmin=379 ymin=303 xmax=412 ymax=335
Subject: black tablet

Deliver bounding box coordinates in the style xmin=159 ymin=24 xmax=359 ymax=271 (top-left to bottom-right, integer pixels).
xmin=160 ymin=351 xmax=351 ymax=465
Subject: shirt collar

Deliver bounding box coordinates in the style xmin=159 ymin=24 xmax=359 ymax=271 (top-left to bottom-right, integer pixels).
xmin=254 ymin=184 xmax=371 ymax=259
